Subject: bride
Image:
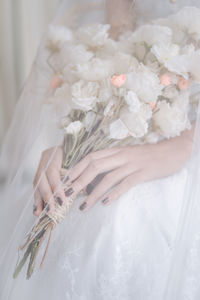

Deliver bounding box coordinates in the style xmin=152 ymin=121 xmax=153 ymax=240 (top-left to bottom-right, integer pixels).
xmin=1 ymin=0 xmax=200 ymax=299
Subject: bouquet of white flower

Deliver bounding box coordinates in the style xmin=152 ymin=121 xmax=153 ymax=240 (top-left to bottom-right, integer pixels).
xmin=13 ymin=6 xmax=200 ymax=279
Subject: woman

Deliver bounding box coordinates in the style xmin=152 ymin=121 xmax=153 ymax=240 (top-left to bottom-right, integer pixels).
xmin=1 ymin=0 xmax=200 ymax=299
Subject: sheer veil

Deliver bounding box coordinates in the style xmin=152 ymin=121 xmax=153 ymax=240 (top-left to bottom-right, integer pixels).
xmin=1 ymin=0 xmax=200 ymax=299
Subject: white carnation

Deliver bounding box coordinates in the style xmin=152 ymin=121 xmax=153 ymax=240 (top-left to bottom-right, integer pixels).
xmin=130 ymin=24 xmax=172 ymax=46
xmin=168 ymin=7 xmax=200 ymax=40
xmin=46 ymin=25 xmax=73 ymax=50
xmin=151 ymin=43 xmax=190 ymax=77
xmin=76 ymin=58 xmax=114 ymax=81
xmin=109 ymin=119 xmax=129 ymax=140
xmin=119 ymin=105 xmax=152 ymax=138
xmin=125 ymin=64 xmax=163 ymax=103
xmin=112 ymin=52 xmax=139 ymax=74
xmin=71 ymin=80 xmax=100 ymax=111
xmin=64 ymin=121 xmax=83 ymax=135
xmin=60 ymin=44 xmax=94 ymax=66
xmin=153 ymin=93 xmax=191 ymax=138
xmin=125 ymin=91 xmax=141 ymax=113
xmin=76 ymin=24 xmax=110 ymax=48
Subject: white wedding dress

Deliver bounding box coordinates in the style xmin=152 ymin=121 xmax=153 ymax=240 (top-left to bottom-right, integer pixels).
xmin=1 ymin=0 xmax=200 ymax=299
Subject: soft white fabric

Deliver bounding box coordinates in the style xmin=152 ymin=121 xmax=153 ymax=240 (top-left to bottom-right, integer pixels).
xmin=1 ymin=166 xmax=188 ymax=300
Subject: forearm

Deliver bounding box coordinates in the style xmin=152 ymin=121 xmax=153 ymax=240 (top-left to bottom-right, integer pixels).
xmin=181 ymin=121 xmax=196 ymax=156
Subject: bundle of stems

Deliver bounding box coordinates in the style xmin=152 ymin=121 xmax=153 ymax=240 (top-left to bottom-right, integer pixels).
xmin=13 ymin=97 xmax=133 ymax=280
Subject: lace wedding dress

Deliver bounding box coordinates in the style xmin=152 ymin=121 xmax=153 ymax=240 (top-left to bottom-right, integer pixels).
xmin=1 ymin=0 xmax=200 ymax=299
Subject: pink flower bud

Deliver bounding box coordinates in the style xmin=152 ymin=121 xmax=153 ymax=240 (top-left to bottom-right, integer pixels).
xmin=50 ymin=74 xmax=63 ymax=89
xmin=111 ymin=74 xmax=127 ymax=87
xmin=160 ymin=73 xmax=172 ymax=86
xmin=178 ymin=77 xmax=191 ymax=90
xmin=149 ymin=102 xmax=157 ymax=110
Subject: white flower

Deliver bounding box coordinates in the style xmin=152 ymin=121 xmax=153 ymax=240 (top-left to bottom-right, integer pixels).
xmin=134 ymin=44 xmax=147 ymax=61
xmin=71 ymin=80 xmax=100 ymax=111
xmin=46 ymin=25 xmax=73 ymax=51
xmin=151 ymin=43 xmax=190 ymax=77
xmin=118 ymin=105 xmax=152 ymax=138
xmin=97 ymin=38 xmax=118 ymax=56
xmin=64 ymin=121 xmax=83 ymax=135
xmin=46 ymin=83 xmax=72 ymax=118
xmin=125 ymin=64 xmax=163 ymax=103
xmin=109 ymin=119 xmax=129 ymax=140
xmin=60 ymin=44 xmax=94 ymax=66
xmin=130 ymin=24 xmax=172 ymax=46
xmin=124 ymin=91 xmax=141 ymax=113
xmin=168 ymin=7 xmax=200 ymax=40
xmin=112 ymin=52 xmax=139 ymax=74
xmin=154 ymin=7 xmax=200 ymax=41
xmin=75 ymin=58 xmax=114 ymax=81
xmin=76 ymin=24 xmax=110 ymax=48
xmin=153 ymin=92 xmax=191 ymax=138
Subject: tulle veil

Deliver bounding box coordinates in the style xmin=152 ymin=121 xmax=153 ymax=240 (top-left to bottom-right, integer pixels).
xmin=1 ymin=0 xmax=200 ymax=299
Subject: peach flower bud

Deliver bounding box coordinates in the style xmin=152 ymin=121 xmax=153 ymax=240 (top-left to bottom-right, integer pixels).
xmin=50 ymin=74 xmax=63 ymax=89
xmin=160 ymin=73 xmax=172 ymax=86
xmin=178 ymin=77 xmax=191 ymax=90
xmin=111 ymin=74 xmax=127 ymax=87
xmin=149 ymin=102 xmax=157 ymax=110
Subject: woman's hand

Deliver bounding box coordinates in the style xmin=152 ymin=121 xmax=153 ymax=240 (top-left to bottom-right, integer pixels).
xmin=33 ymin=146 xmax=66 ymax=216
xmin=66 ymin=124 xmax=195 ymax=212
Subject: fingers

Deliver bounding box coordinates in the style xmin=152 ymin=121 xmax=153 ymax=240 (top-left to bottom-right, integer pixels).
xmin=46 ymin=166 xmax=67 ymax=207
xmin=33 ymin=189 xmax=44 ymax=217
xmin=68 ymin=147 xmax=122 ymax=183
xmin=67 ymin=150 xmax=126 ymax=198
xmin=37 ymin=174 xmax=55 ymax=214
xmin=102 ymin=170 xmax=144 ymax=206
xmin=33 ymin=147 xmax=64 ymax=216
xmin=78 ymin=163 xmax=137 ymax=212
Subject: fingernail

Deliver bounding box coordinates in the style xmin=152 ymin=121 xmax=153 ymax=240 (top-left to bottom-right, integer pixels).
xmin=33 ymin=204 xmax=37 ymax=213
xmin=86 ymin=183 xmax=93 ymax=195
xmin=46 ymin=204 xmax=50 ymax=212
xmin=102 ymin=197 xmax=109 ymax=205
xmin=56 ymin=197 xmax=63 ymax=206
xmin=79 ymin=202 xmax=87 ymax=211
xmin=65 ymin=188 xmax=74 ymax=197
xmin=63 ymin=176 xmax=69 ymax=183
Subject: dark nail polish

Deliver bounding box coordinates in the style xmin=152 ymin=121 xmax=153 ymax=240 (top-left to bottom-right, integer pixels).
xmin=33 ymin=204 xmax=37 ymax=212
xmin=46 ymin=204 xmax=50 ymax=212
xmin=102 ymin=197 xmax=109 ymax=205
xmin=86 ymin=173 xmax=108 ymax=195
xmin=65 ymin=188 xmax=74 ymax=197
xmin=63 ymin=176 xmax=69 ymax=183
xmin=86 ymin=183 xmax=93 ymax=195
xmin=56 ymin=197 xmax=63 ymax=206
xmin=79 ymin=202 xmax=87 ymax=211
